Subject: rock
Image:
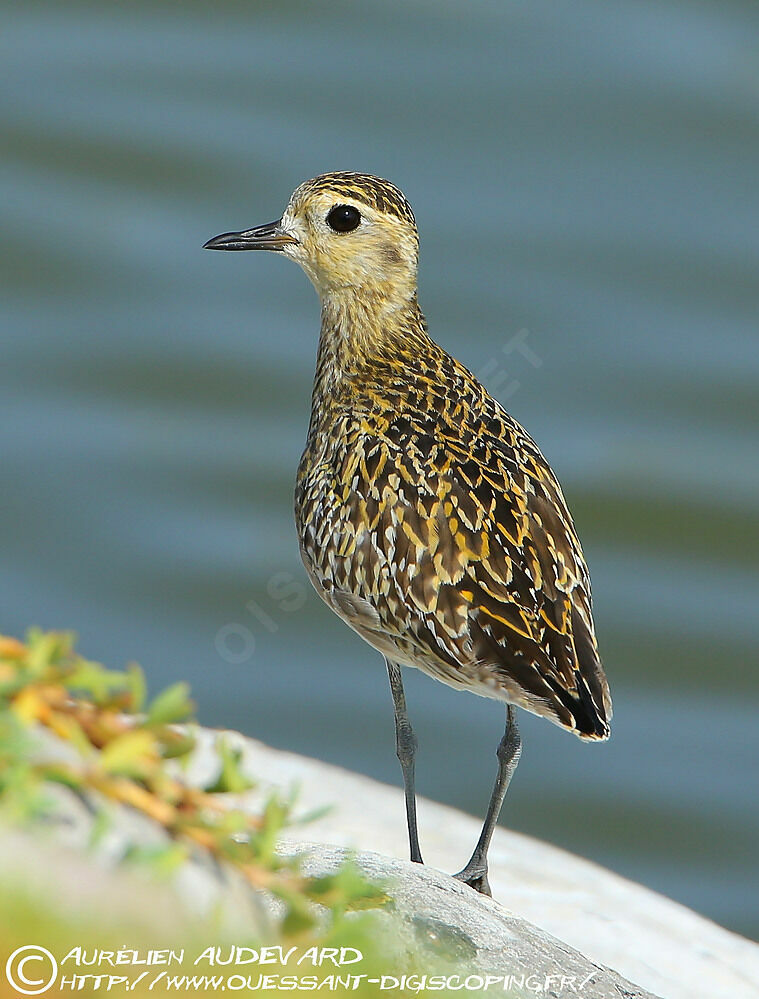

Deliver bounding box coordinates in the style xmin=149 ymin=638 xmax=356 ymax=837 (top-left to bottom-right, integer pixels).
xmin=286 ymin=842 xmax=660 ymax=998
xmin=187 ymin=729 xmax=759 ymax=999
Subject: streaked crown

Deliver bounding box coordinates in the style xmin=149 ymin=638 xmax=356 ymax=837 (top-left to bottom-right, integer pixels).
xmin=291 ymin=172 xmax=417 ymax=228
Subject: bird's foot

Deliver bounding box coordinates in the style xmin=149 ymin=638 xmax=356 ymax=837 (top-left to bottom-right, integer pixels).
xmin=452 ymin=864 xmax=491 ymax=897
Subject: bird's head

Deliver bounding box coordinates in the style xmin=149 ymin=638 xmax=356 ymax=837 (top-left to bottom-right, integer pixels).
xmin=205 ymin=172 xmax=419 ymax=307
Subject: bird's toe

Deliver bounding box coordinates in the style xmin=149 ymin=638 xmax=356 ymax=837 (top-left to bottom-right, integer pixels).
xmin=452 ymin=866 xmax=492 ymax=897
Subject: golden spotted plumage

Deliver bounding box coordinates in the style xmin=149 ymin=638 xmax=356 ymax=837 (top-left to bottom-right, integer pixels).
xmin=296 ymin=287 xmax=611 ymax=739
xmin=205 ymin=170 xmax=613 ymax=894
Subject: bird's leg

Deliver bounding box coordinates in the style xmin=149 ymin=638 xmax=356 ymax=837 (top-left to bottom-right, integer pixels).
xmin=385 ymin=659 xmax=423 ymax=864
xmin=454 ymin=705 xmax=521 ymax=896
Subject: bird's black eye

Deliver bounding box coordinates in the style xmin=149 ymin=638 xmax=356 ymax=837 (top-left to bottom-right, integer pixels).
xmin=326 ymin=204 xmax=361 ymax=233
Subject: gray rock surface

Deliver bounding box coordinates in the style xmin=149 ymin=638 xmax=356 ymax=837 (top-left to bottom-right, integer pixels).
xmin=288 ymin=843 xmax=660 ymax=998
xmin=188 ymin=729 xmax=759 ymax=999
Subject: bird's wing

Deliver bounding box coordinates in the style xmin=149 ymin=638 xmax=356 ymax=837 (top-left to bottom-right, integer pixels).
xmin=445 ymin=412 xmax=612 ymax=739
xmin=331 ymin=397 xmax=611 ymax=740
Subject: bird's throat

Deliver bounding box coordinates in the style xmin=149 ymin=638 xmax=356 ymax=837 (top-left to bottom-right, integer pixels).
xmin=308 ymin=292 xmax=431 ymax=427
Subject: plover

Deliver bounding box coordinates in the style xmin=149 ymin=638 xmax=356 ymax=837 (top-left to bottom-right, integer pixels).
xmin=205 ymin=172 xmax=612 ymax=895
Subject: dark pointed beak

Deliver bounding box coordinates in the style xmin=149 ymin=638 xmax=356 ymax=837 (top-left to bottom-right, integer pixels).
xmin=203 ymin=218 xmax=298 ymax=252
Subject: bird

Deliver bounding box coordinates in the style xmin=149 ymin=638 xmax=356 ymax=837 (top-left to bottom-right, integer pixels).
xmin=204 ymin=171 xmax=612 ymax=896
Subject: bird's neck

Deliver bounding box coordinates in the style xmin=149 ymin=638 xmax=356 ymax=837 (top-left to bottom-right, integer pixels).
xmin=310 ymin=290 xmax=431 ymax=411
